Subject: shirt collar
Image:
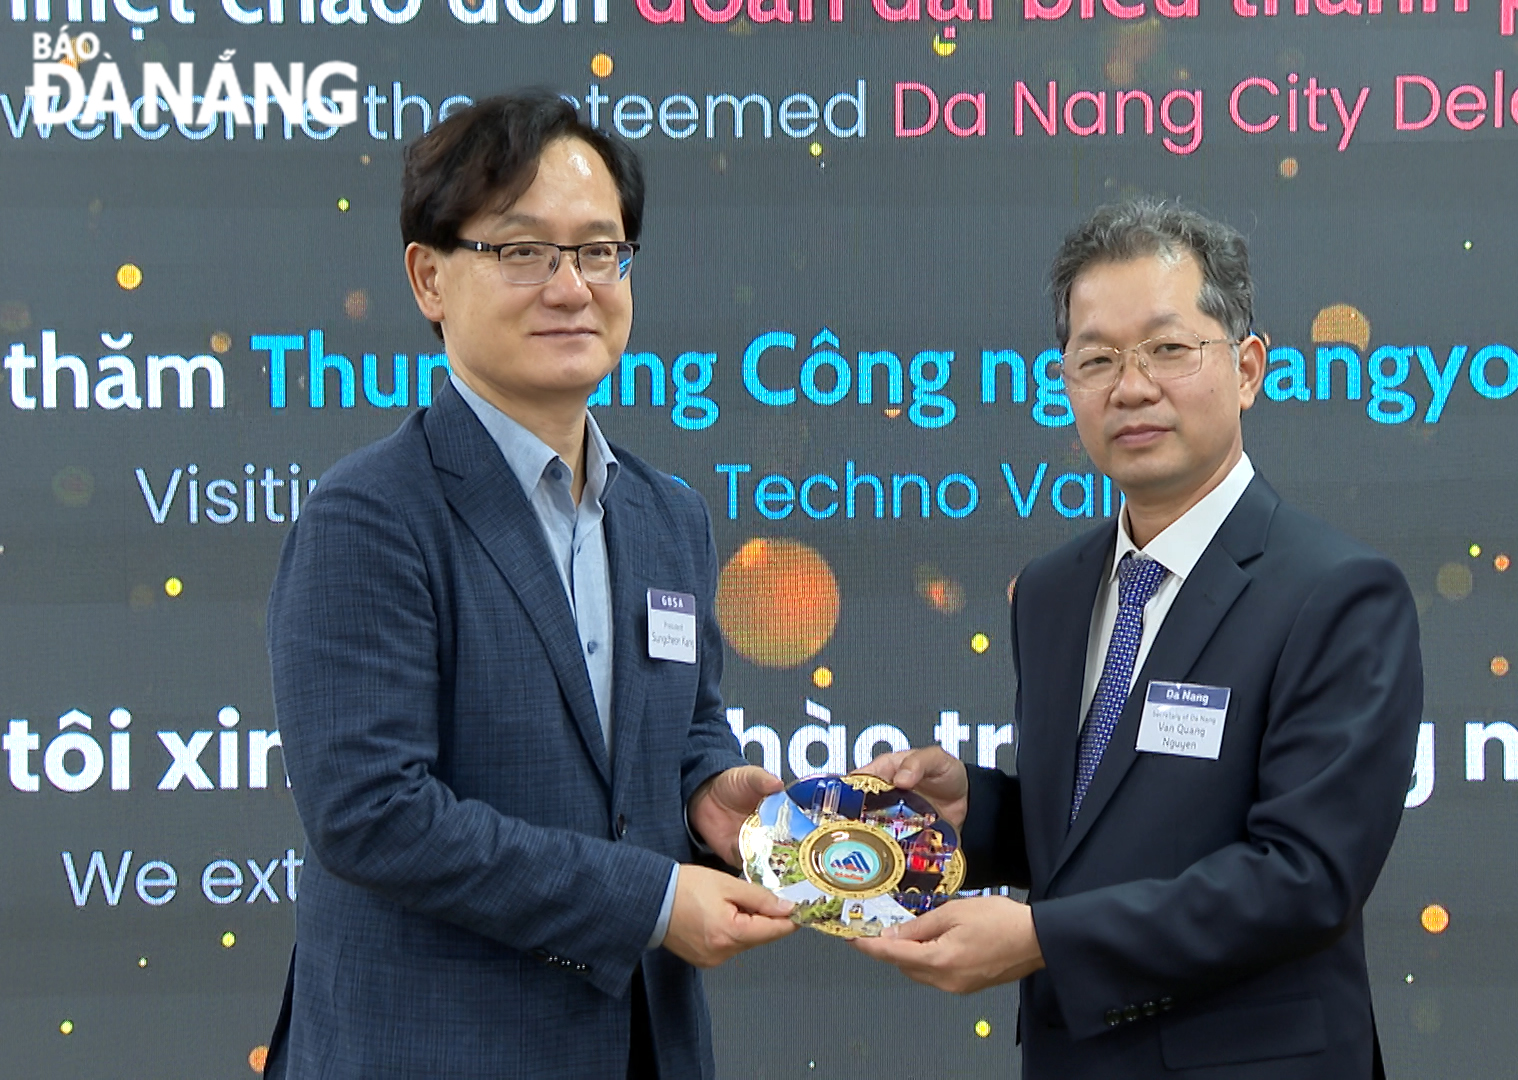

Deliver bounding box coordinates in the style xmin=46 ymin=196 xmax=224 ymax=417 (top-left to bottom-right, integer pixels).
xmin=1111 ymin=452 xmax=1255 ymax=584
xmin=450 ymin=372 xmax=620 ymax=506
xmin=582 ymin=408 xmax=620 ymax=506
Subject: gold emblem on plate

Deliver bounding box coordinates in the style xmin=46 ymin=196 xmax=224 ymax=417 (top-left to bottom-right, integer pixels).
xmin=938 ymin=848 xmax=967 ymax=894
xmin=839 ymin=772 xmax=892 ymax=794
xmin=738 ymin=812 xmax=765 ymax=865
xmin=797 ymin=821 xmax=905 ymax=900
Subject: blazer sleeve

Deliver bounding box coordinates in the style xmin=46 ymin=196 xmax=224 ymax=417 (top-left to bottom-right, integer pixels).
xmin=678 ymin=496 xmax=749 ymax=809
xmin=1031 ymin=554 xmax=1422 ymax=1040
xmin=268 ymin=472 xmax=673 ymax=1000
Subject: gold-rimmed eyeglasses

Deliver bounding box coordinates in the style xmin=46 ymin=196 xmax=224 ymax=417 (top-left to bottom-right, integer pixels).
xmin=1055 ymin=332 xmax=1239 ymax=393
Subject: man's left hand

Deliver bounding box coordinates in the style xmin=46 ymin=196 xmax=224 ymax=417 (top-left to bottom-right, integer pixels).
xmin=851 ymin=896 xmax=1045 ymax=994
xmin=688 ymin=766 xmax=784 ymax=866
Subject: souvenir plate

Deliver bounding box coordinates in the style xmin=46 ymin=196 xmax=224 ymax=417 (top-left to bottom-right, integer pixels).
xmin=739 ymin=773 xmax=966 ymax=939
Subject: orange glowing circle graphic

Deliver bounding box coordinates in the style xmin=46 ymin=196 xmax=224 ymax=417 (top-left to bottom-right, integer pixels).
xmin=812 ymin=666 xmax=834 ymax=689
xmin=1102 ymin=18 xmax=1161 ymax=87
xmin=1436 ymin=563 xmax=1473 ymax=601
xmin=915 ymin=565 xmax=966 ymax=614
xmin=716 ymin=538 xmax=840 ymax=668
xmin=1496 ymin=554 xmax=1511 ymax=572
xmin=924 ymin=579 xmax=964 ymax=612
xmin=1420 ymin=904 xmax=1450 ymax=934
xmin=249 ymin=1045 xmax=269 ymax=1073
xmin=1491 ymin=656 xmax=1509 ymax=678
xmin=1310 ymin=304 xmax=1371 ymax=351
xmin=590 ymin=53 xmax=613 ymax=78
xmin=52 ymin=465 xmax=94 ymax=507
xmin=0 ymin=300 xmax=30 ymax=331
xmin=1278 ymin=157 xmax=1299 ymax=179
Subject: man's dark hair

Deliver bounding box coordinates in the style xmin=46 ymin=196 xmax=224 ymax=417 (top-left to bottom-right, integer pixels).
xmin=401 ymin=90 xmax=646 ymax=339
xmin=1049 ymin=199 xmax=1253 ymax=348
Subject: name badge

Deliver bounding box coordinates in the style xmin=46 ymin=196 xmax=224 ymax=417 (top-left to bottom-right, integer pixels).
xmin=1135 ymin=681 xmax=1230 ymax=760
xmin=647 ymin=588 xmax=697 ymax=664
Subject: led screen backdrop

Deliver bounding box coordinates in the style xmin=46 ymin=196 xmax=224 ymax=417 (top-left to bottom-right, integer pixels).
xmin=2 ymin=0 xmax=1517 ymax=1074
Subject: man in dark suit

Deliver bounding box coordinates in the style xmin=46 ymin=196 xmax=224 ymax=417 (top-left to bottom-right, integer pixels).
xmin=263 ymin=92 xmax=794 ymax=1079
xmin=856 ymin=200 xmax=1422 ymax=1078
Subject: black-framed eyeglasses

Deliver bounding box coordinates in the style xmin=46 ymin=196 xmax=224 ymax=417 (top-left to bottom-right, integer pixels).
xmin=455 ymin=239 xmax=639 ymax=286
xmin=1055 ymin=332 xmax=1239 ymax=393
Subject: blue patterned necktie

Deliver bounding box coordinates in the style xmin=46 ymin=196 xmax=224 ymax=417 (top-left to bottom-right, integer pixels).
xmin=1071 ymin=553 xmax=1169 ymax=824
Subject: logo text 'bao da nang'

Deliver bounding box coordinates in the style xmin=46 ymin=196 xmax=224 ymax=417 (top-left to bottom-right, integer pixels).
xmin=27 ymin=53 xmax=360 ymax=129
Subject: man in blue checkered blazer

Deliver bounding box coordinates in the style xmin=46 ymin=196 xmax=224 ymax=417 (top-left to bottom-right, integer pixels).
xmin=263 ymin=91 xmax=795 ymax=1079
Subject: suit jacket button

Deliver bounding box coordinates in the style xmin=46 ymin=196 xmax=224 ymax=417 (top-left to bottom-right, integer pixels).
xmin=575 ymin=963 xmax=589 ymax=972
xmin=616 ymin=814 xmax=628 ymax=838
xmin=1104 ymin=1009 xmax=1122 ymax=1027
xmin=1122 ymin=1005 xmax=1140 ymax=1023
xmin=1160 ymin=996 xmax=1175 ymax=1012
xmin=1142 ymin=1001 xmax=1159 ymax=1018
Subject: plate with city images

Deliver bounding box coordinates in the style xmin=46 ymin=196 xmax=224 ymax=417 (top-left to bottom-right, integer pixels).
xmin=739 ymin=773 xmax=967 ymax=939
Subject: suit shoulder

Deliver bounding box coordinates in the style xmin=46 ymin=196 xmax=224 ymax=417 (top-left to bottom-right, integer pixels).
xmin=607 ymin=442 xmax=713 ymax=530
xmin=1265 ymin=500 xmax=1405 ymax=582
xmin=1019 ymin=521 xmax=1113 ymax=588
xmin=311 ymin=410 xmax=434 ymax=498
xmin=296 ymin=410 xmax=446 ymax=536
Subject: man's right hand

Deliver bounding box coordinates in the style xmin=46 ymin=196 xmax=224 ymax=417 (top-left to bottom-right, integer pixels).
xmin=662 ymin=865 xmax=796 ymax=968
xmin=856 ymin=747 xmax=969 ymax=831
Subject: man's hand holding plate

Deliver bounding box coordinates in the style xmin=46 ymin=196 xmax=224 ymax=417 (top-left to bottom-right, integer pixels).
xmin=689 ymin=765 xmax=785 ymax=866
xmin=851 ymin=895 xmax=1044 ymax=992
xmin=857 ymin=747 xmax=969 ymax=832
xmin=662 ymin=865 xmax=796 ymax=968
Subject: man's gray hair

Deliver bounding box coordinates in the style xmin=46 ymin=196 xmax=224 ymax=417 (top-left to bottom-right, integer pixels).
xmin=1050 ymin=199 xmax=1254 ymax=348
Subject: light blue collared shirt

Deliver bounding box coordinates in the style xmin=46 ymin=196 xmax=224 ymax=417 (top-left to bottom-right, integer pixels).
xmin=451 ymin=373 xmax=679 ymax=949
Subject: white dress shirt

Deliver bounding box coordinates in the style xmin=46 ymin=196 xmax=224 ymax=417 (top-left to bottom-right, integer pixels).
xmin=1078 ymin=453 xmax=1256 ymax=729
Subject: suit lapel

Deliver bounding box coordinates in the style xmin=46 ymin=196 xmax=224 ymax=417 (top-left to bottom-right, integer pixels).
xmin=604 ymin=476 xmax=651 ymax=785
xmin=1049 ymin=476 xmax=1278 ymax=883
xmin=425 ymin=384 xmax=611 ymax=788
xmin=1019 ymin=525 xmax=1114 ymax=876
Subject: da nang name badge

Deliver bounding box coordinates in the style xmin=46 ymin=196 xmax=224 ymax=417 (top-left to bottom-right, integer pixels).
xmin=1135 ymin=680 xmax=1230 ymax=760
xmin=739 ymin=773 xmax=967 ymax=939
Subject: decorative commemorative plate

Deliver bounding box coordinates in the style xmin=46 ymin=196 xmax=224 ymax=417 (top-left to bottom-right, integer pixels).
xmin=739 ymin=773 xmax=967 ymax=939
